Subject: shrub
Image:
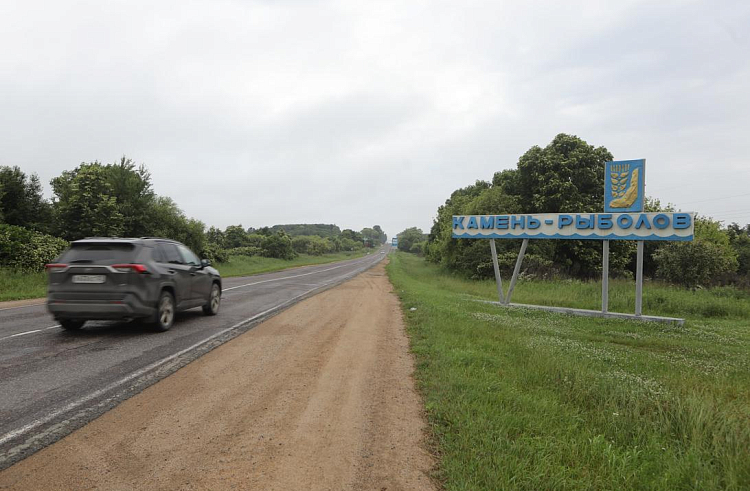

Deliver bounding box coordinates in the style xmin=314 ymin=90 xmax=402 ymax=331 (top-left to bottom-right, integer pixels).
xmin=654 ymin=240 xmax=738 ymax=288
xmin=0 ymin=224 xmax=69 ymax=272
xmin=200 ymin=243 xmax=229 ymax=264
xmin=261 ymin=232 xmax=296 ymax=260
xmin=227 ymin=246 xmax=264 ymax=257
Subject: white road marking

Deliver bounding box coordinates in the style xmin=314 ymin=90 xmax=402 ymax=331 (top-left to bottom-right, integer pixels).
xmin=0 ymin=266 xmax=375 ymax=447
xmin=0 ymin=256 xmax=378 ymax=343
xmin=0 ymin=325 xmax=61 ymax=342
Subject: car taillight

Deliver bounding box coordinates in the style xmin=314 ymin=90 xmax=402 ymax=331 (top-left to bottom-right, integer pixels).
xmin=45 ymin=263 xmax=67 ymax=273
xmin=112 ymin=264 xmax=149 ymax=273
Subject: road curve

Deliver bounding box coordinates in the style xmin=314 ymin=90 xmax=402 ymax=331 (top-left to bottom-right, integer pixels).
xmin=0 ymin=249 xmax=388 ymax=471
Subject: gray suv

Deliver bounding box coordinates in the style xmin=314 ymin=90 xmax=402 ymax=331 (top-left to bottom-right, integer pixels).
xmin=47 ymin=238 xmax=222 ymax=332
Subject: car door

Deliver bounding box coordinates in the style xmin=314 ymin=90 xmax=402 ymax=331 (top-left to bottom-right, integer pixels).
xmin=157 ymin=242 xmax=193 ymax=308
xmin=177 ymin=244 xmax=211 ymax=303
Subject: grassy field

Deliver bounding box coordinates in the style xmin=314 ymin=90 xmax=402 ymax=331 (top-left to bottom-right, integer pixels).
xmin=386 ymin=252 xmax=750 ymax=490
xmin=0 ymin=250 xmax=370 ymax=302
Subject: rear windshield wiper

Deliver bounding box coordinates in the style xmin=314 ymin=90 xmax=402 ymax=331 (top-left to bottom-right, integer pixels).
xmin=70 ymin=259 xmax=94 ymax=264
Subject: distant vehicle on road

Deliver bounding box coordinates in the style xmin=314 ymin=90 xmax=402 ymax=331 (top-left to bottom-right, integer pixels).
xmin=46 ymin=238 xmax=221 ymax=332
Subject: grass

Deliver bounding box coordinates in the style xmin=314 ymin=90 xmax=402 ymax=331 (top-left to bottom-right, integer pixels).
xmin=0 ymin=250 xmax=371 ymax=302
xmin=386 ymin=252 xmax=750 ymax=490
xmin=215 ymin=250 xmax=369 ymax=277
xmin=0 ymin=269 xmax=47 ymax=302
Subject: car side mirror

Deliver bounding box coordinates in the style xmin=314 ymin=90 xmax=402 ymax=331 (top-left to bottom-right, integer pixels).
xmin=201 ymin=259 xmax=211 ymax=268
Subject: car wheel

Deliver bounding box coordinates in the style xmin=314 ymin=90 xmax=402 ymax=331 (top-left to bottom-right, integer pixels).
xmin=60 ymin=319 xmax=85 ymax=330
xmin=202 ymin=283 xmax=221 ymax=316
xmin=153 ymin=290 xmax=175 ymax=332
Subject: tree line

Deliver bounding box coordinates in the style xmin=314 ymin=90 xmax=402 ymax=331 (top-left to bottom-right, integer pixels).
xmin=397 ymin=134 xmax=749 ymax=288
xmin=0 ymin=158 xmax=387 ymax=272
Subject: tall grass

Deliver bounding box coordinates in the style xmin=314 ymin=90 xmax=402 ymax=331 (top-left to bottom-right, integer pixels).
xmin=0 ymin=269 xmax=47 ymax=302
xmin=387 ymin=252 xmax=750 ymax=490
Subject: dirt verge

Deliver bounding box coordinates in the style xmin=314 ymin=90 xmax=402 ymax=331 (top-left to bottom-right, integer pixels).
xmin=0 ymin=261 xmax=435 ymax=490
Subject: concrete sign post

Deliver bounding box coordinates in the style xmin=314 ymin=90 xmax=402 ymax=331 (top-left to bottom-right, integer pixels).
xmin=453 ymin=159 xmax=695 ymax=324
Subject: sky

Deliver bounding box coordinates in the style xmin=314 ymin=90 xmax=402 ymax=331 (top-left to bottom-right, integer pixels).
xmin=1 ymin=0 xmax=749 ymax=239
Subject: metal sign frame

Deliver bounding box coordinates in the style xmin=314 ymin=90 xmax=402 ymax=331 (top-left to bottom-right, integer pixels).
xmin=454 ymin=159 xmax=692 ymax=324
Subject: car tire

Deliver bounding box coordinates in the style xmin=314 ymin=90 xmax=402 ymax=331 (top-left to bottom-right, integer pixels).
xmin=153 ymin=290 xmax=175 ymax=332
xmin=202 ymin=283 xmax=221 ymax=316
xmin=60 ymin=319 xmax=85 ymax=330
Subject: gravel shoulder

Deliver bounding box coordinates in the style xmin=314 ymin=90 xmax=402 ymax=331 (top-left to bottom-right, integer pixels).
xmin=0 ymin=260 xmax=435 ymax=490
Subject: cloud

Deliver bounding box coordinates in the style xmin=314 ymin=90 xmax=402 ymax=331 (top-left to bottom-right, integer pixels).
xmin=1 ymin=0 xmax=748 ymax=237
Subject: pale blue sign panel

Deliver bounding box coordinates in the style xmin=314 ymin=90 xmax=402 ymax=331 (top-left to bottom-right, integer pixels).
xmin=452 ymin=212 xmax=694 ymax=241
xmin=392 ymin=237 xmax=398 ymax=246
xmin=605 ymin=159 xmax=645 ymax=213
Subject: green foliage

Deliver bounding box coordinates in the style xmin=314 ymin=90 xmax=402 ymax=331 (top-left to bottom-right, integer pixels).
xmin=144 ymin=196 xmax=205 ymax=252
xmin=104 ymin=157 xmax=156 ymax=237
xmin=397 ymin=227 xmax=426 ymax=252
xmin=227 ymin=246 xmax=264 ymax=257
xmin=270 ymin=223 xmax=341 ymax=238
xmin=387 ymin=253 xmax=750 ymax=490
xmin=654 ymin=217 xmax=738 ymax=288
xmin=0 ymin=224 xmax=68 ymax=272
xmin=0 ymin=166 xmax=52 ymax=233
xmin=51 ymin=163 xmax=125 ymax=239
xmin=261 ymin=231 xmax=296 ymax=260
xmin=200 ymin=243 xmax=229 ymax=264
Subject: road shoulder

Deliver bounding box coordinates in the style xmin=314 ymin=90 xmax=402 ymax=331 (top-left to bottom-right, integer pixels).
xmin=0 ymin=260 xmax=435 ymax=490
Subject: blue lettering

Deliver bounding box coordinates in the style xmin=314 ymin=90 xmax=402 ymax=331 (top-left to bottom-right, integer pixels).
xmin=453 ymin=216 xmax=465 ymax=230
xmin=511 ymin=215 xmax=526 ymax=229
xmin=673 ymin=213 xmax=692 ymax=229
xmin=635 ymin=214 xmax=652 ymax=230
xmin=559 ymin=215 xmax=573 ymax=229
xmin=495 ymin=216 xmax=509 ymax=229
xmin=480 ymin=216 xmax=494 ymax=229
xmin=597 ymin=214 xmax=613 ymax=230
xmin=617 ymin=215 xmax=633 ymax=229
xmin=576 ymin=215 xmax=594 ymax=229
xmin=653 ymin=214 xmax=670 ymax=230
xmin=467 ymin=216 xmax=478 ymax=229
xmin=527 ymin=217 xmax=541 ymax=229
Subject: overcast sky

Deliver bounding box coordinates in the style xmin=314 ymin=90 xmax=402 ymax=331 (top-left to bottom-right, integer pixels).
xmin=1 ymin=0 xmax=748 ymax=238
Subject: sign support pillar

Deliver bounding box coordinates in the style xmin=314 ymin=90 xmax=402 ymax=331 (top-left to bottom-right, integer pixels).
xmin=635 ymin=240 xmax=644 ymax=316
xmin=505 ymin=238 xmax=528 ymax=305
xmin=489 ymin=239 xmax=505 ymax=304
xmin=602 ymin=240 xmax=609 ymax=313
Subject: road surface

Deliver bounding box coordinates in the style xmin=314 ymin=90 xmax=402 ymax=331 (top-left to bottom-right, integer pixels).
xmin=0 ymin=249 xmax=389 ymax=471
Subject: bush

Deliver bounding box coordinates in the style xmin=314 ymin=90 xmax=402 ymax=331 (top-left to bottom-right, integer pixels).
xmin=654 ymin=240 xmax=737 ymax=288
xmin=261 ymin=232 xmax=296 ymax=260
xmin=0 ymin=224 xmax=69 ymax=272
xmin=200 ymin=243 xmax=229 ymax=264
xmin=227 ymin=246 xmax=264 ymax=257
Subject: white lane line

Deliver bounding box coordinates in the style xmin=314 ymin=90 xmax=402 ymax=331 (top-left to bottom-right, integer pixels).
xmin=0 ymin=275 xmax=354 ymax=447
xmin=0 ymin=325 xmax=60 ymax=342
xmin=221 ymin=257 xmax=372 ymax=292
xmin=0 ymin=255 xmax=381 ymax=343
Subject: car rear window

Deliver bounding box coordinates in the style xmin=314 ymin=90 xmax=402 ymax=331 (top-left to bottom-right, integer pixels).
xmin=59 ymin=243 xmax=137 ymax=265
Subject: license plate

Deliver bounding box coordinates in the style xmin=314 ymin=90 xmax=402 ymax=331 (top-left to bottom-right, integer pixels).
xmin=72 ymin=275 xmax=106 ymax=284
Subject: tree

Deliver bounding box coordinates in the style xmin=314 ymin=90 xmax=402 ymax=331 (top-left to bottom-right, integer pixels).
xmin=397 ymin=227 xmax=425 ymax=253
xmin=225 ymin=225 xmax=249 ymax=248
xmin=0 ymin=166 xmax=52 ymax=232
xmin=261 ymin=231 xmax=296 ymax=259
xmin=653 ymin=217 xmax=738 ymax=287
xmin=104 ymin=157 xmax=155 ymax=237
xmin=51 ymin=163 xmax=124 ymax=240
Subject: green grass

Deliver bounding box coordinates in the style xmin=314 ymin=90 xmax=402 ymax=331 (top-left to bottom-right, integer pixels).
xmin=0 ymin=269 xmax=48 ymax=302
xmin=215 ymin=250 xmax=369 ymax=277
xmin=387 ymin=252 xmax=750 ymax=490
xmin=0 ymin=250 xmax=371 ymax=302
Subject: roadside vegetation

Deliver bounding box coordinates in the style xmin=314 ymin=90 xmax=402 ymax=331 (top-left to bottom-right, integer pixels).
xmin=388 ymin=252 xmax=750 ymax=490
xmin=423 ymin=134 xmax=750 ymax=289
xmin=0 ymin=157 xmax=387 ymax=301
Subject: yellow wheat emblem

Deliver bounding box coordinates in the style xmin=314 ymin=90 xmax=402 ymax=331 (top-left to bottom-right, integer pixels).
xmin=609 ymin=164 xmax=639 ymax=208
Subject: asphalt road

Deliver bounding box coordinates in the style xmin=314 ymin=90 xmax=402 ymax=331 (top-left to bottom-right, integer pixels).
xmin=0 ymin=248 xmax=389 ymax=471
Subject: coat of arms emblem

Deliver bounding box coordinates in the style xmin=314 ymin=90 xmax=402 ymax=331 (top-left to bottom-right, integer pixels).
xmin=605 ymin=159 xmax=645 ymax=213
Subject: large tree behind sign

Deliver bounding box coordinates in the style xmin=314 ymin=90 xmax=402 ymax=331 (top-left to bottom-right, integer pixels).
xmin=427 ymin=134 xmax=634 ymax=278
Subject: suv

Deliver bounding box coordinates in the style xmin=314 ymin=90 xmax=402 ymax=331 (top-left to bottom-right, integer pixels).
xmin=46 ymin=238 xmax=222 ymax=332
